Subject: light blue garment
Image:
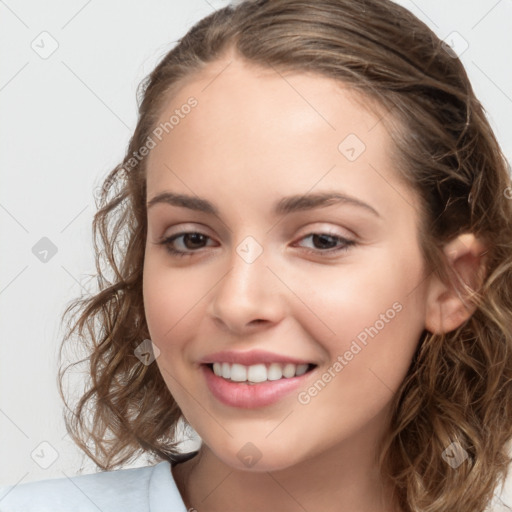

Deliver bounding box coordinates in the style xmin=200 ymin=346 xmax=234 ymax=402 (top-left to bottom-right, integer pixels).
xmin=0 ymin=460 xmax=189 ymax=512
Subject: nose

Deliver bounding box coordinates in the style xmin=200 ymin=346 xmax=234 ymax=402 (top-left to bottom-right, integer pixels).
xmin=206 ymin=239 xmax=287 ymax=335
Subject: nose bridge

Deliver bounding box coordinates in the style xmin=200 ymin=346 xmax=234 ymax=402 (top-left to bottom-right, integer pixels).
xmin=219 ymin=234 xmax=272 ymax=303
xmin=208 ymin=233 xmax=285 ymax=329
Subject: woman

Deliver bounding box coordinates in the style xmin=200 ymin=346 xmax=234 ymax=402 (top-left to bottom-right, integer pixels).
xmin=2 ymin=1 xmax=512 ymax=511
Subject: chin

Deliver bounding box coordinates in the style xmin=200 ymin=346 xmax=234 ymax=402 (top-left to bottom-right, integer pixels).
xmin=213 ymin=445 xmax=306 ymax=473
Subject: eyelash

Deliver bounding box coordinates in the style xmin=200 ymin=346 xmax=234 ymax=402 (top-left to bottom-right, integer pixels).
xmin=156 ymin=230 xmax=356 ymax=259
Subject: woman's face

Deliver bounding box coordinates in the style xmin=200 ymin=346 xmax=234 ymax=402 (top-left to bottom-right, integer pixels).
xmin=143 ymin=57 xmax=430 ymax=471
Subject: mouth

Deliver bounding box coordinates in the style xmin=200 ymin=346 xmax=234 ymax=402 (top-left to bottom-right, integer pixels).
xmin=203 ymin=362 xmax=318 ymax=384
xmin=201 ymin=362 xmax=319 ymax=408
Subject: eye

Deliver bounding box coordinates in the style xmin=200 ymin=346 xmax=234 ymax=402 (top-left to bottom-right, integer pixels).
xmin=156 ymin=231 xmax=216 ymax=258
xmin=294 ymin=232 xmax=356 ymax=257
xmin=156 ymin=230 xmax=356 ymax=259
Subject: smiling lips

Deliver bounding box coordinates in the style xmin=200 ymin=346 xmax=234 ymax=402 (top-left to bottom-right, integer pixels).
xmin=211 ymin=361 xmax=311 ymax=383
xmin=199 ymin=349 xmax=318 ymax=408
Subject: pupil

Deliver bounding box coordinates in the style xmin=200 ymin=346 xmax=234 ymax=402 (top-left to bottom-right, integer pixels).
xmin=185 ymin=233 xmax=205 ymax=249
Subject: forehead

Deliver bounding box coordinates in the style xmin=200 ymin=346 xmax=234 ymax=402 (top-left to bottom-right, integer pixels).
xmin=149 ymin=58 xmax=388 ymax=155
xmin=145 ymin=58 xmax=415 ymax=221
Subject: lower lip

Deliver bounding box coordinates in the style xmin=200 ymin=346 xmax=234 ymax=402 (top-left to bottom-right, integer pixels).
xmin=201 ymin=364 xmax=315 ymax=409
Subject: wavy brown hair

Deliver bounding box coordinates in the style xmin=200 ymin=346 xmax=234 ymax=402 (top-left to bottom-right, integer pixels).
xmin=57 ymin=1 xmax=512 ymax=510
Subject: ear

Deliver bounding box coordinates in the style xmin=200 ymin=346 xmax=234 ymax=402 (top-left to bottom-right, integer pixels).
xmin=425 ymin=233 xmax=488 ymax=334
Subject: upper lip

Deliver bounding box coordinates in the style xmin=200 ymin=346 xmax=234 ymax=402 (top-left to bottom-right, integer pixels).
xmin=199 ymin=349 xmax=315 ymax=366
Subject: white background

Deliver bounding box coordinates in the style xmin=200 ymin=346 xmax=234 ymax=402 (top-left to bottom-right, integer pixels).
xmin=1 ymin=0 xmax=511 ymax=503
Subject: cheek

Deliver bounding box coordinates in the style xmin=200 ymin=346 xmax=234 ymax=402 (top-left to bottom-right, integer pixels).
xmin=142 ymin=261 xmax=206 ymax=407
xmin=296 ymin=257 xmax=425 ymax=421
xmin=300 ymin=306 xmax=421 ymax=441
xmin=142 ymin=261 xmax=198 ymax=350
xmin=302 ymin=302 xmax=423 ymax=436
xmin=293 ymin=253 xmax=419 ymax=342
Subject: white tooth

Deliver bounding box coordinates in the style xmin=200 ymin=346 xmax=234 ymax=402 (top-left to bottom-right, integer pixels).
xmin=247 ymin=364 xmax=267 ymax=383
xmin=212 ymin=362 xmax=222 ymax=376
xmin=221 ymin=362 xmax=231 ymax=379
xmin=283 ymin=363 xmax=297 ymax=378
xmin=295 ymin=363 xmax=309 ymax=376
xmin=230 ymin=363 xmax=247 ymax=382
xmin=267 ymin=363 xmax=283 ymax=381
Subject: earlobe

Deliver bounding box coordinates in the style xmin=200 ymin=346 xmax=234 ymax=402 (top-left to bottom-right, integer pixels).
xmin=424 ymin=233 xmax=488 ymax=334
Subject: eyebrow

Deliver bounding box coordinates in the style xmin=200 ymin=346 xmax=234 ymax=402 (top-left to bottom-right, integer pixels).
xmin=146 ymin=191 xmax=380 ymax=218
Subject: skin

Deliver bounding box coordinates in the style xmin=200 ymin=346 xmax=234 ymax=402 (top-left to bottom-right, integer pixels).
xmin=142 ymin=53 xmax=487 ymax=512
